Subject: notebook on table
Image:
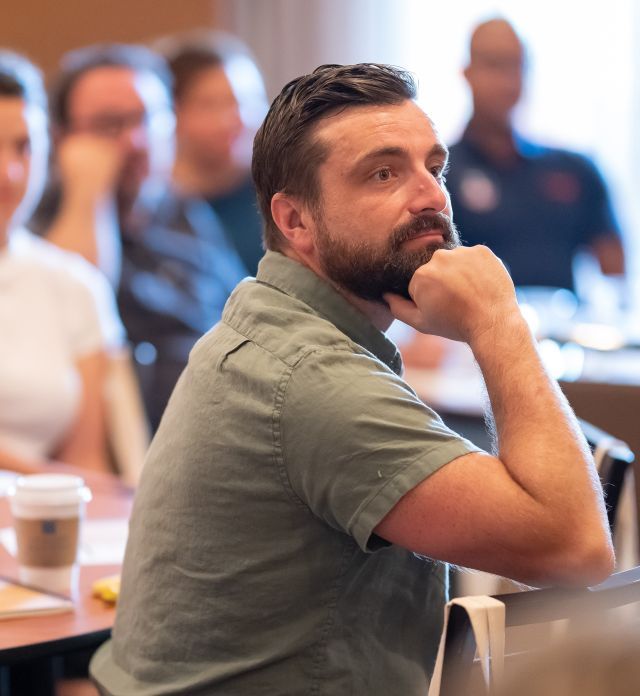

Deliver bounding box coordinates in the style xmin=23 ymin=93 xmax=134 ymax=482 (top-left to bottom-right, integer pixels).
xmin=0 ymin=577 xmax=74 ymax=620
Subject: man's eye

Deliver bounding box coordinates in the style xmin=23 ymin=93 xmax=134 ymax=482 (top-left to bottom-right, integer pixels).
xmin=15 ymin=138 xmax=31 ymax=156
xmin=430 ymin=168 xmax=446 ymax=183
xmin=375 ymin=167 xmax=392 ymax=181
xmin=431 ymin=162 xmax=449 ymax=182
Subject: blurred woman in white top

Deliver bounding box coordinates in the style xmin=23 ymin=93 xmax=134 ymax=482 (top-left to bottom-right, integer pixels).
xmin=0 ymin=50 xmax=125 ymax=476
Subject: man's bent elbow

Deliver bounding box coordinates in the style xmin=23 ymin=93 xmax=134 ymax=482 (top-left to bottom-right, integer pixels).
xmin=551 ymin=534 xmax=615 ymax=588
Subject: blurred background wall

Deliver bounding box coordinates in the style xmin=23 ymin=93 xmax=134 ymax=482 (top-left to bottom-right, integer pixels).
xmin=2 ymin=0 xmax=216 ymax=77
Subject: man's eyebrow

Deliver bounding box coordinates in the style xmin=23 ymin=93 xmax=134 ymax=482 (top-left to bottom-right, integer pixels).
xmin=352 ymin=143 xmax=450 ymax=171
xmin=355 ymin=146 xmax=407 ymax=166
xmin=431 ymin=143 xmax=449 ymax=162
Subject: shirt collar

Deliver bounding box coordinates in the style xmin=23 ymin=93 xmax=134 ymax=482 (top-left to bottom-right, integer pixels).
xmin=460 ymin=127 xmax=539 ymax=163
xmin=256 ymin=251 xmax=403 ymax=374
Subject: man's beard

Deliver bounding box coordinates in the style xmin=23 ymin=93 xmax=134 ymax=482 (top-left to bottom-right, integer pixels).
xmin=316 ymin=211 xmax=461 ymax=302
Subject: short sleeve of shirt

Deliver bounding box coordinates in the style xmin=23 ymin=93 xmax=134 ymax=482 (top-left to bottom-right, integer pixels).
xmin=280 ymin=347 xmax=481 ymax=552
xmin=570 ymin=153 xmax=621 ymax=245
xmin=14 ymin=229 xmax=126 ymax=357
xmin=63 ymin=263 xmax=125 ymax=358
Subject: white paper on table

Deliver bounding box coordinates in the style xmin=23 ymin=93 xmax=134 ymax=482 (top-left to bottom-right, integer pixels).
xmin=0 ymin=471 xmax=18 ymax=498
xmin=0 ymin=518 xmax=128 ymax=565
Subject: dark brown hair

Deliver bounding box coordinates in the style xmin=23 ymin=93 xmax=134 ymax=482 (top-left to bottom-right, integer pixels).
xmin=49 ymin=43 xmax=172 ymax=129
xmin=156 ymin=31 xmax=256 ymax=103
xmin=167 ymin=48 xmax=222 ymax=102
xmin=251 ymin=63 xmax=416 ymax=251
xmin=0 ymin=50 xmax=47 ymax=110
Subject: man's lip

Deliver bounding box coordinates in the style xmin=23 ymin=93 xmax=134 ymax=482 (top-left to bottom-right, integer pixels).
xmin=401 ymin=229 xmax=444 ymax=245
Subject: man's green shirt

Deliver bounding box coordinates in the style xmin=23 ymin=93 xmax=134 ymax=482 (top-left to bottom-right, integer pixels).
xmin=91 ymin=251 xmax=480 ymax=695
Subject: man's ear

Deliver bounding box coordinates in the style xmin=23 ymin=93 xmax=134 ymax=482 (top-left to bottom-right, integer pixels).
xmin=271 ymin=192 xmax=314 ymax=254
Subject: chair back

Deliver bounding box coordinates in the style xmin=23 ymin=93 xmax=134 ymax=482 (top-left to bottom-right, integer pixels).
xmin=104 ymin=350 xmax=150 ymax=486
xmin=436 ymin=565 xmax=640 ymax=696
xmin=580 ymin=418 xmax=634 ymax=534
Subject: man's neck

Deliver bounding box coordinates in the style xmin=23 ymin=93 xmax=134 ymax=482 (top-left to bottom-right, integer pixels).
xmin=118 ymin=180 xmax=167 ymax=236
xmin=173 ymin=152 xmax=248 ymax=199
xmin=465 ymin=114 xmax=518 ymax=166
xmin=281 ymin=246 xmax=394 ymax=333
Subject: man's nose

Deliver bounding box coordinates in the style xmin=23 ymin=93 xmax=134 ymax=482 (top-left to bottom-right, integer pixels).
xmin=408 ymin=168 xmax=448 ymax=216
xmin=0 ymin=154 xmax=23 ymax=185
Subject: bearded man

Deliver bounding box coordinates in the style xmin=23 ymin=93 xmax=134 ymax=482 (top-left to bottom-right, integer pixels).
xmin=91 ymin=64 xmax=613 ymax=696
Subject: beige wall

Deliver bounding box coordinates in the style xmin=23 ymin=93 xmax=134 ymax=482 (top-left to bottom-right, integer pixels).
xmin=4 ymin=0 xmax=217 ymax=79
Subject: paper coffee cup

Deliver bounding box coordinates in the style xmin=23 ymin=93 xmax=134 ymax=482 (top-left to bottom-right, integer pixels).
xmin=8 ymin=474 xmax=92 ymax=593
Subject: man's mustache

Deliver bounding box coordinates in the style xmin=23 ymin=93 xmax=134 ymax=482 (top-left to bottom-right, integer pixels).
xmin=390 ymin=212 xmax=457 ymax=251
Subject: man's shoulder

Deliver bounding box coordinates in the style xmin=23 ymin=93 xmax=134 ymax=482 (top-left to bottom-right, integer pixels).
xmin=127 ymin=190 xmax=248 ymax=276
xmin=217 ymin=278 xmax=361 ymax=366
xmin=519 ymin=138 xmax=597 ymax=174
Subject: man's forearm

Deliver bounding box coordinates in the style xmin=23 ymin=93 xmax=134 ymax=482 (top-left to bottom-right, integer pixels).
xmin=471 ymin=313 xmax=612 ymax=563
xmin=384 ymin=246 xmax=613 ymax=585
xmin=47 ymin=133 xmax=124 ymax=285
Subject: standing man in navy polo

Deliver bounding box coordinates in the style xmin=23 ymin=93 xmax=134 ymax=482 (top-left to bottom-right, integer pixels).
xmin=446 ymin=18 xmax=625 ymax=291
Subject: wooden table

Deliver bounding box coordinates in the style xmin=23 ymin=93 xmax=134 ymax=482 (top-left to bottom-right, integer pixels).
xmin=0 ymin=470 xmax=133 ymax=693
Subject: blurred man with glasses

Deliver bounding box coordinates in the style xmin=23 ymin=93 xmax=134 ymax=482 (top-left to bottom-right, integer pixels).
xmin=32 ymin=44 xmax=246 ymax=431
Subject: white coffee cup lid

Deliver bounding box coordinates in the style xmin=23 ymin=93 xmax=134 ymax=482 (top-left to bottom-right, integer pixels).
xmin=10 ymin=474 xmax=92 ymax=506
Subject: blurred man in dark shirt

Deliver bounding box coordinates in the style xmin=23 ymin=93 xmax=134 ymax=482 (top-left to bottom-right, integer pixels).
xmin=446 ymin=18 xmax=625 ymax=291
xmin=159 ymin=31 xmax=268 ymax=275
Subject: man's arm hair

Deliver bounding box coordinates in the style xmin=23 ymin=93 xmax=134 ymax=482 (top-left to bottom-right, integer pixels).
xmin=380 ymin=246 xmax=614 ymax=588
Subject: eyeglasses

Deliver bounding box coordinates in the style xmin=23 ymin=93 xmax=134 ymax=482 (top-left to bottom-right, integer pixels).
xmin=68 ymin=109 xmax=150 ymax=139
xmin=475 ymin=54 xmax=526 ymax=75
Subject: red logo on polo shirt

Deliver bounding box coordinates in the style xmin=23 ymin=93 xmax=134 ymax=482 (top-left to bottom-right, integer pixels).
xmin=540 ymin=171 xmax=581 ymax=204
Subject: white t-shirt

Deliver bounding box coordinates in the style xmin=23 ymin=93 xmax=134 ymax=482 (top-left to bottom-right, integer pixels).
xmin=0 ymin=228 xmax=125 ymax=461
